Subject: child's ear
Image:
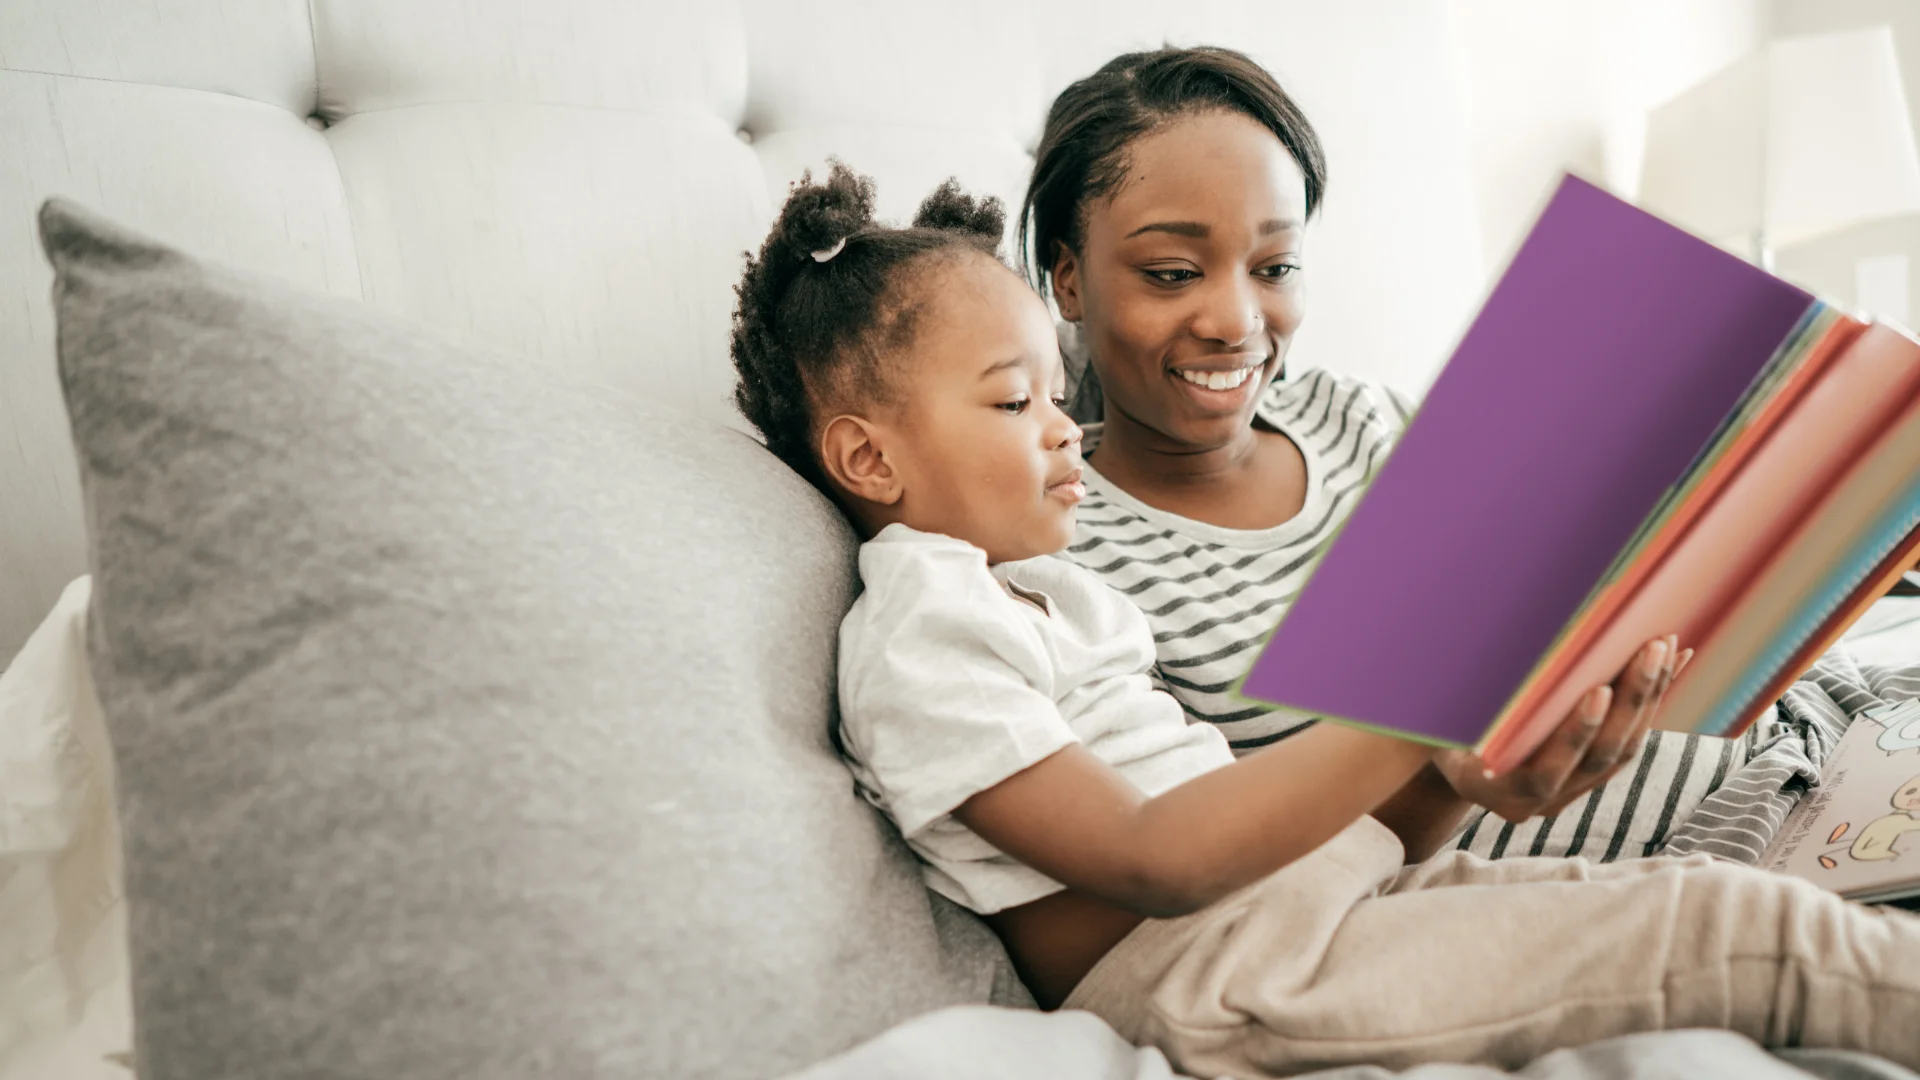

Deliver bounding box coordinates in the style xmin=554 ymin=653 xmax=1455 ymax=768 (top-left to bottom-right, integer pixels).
xmin=1050 ymin=242 xmax=1083 ymax=323
xmin=819 ymin=414 xmax=902 ymax=505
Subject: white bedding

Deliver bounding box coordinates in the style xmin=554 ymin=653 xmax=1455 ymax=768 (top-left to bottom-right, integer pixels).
xmin=1842 ymin=593 xmax=1920 ymax=669
xmin=0 ymin=577 xmax=130 ymax=1080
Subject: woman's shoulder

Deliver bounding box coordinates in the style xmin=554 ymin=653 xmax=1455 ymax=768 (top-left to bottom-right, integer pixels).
xmin=1260 ymin=366 xmax=1415 ymax=441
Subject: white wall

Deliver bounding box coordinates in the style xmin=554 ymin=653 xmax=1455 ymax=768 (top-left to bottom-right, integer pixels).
xmin=0 ymin=2 xmax=1496 ymax=667
xmin=1770 ymin=0 xmax=1920 ymax=326
xmin=1451 ymin=0 xmax=1769 ymax=268
xmin=1449 ymin=0 xmax=1920 ymax=326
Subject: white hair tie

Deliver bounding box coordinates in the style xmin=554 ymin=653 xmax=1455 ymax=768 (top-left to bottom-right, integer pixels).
xmin=810 ymin=237 xmax=847 ymax=263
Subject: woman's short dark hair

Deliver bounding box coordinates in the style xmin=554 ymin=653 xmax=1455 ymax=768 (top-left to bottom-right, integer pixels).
xmin=1019 ymin=45 xmax=1326 ymax=294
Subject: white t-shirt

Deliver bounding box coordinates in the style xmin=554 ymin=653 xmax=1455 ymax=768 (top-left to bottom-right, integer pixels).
xmin=837 ymin=523 xmax=1234 ymax=914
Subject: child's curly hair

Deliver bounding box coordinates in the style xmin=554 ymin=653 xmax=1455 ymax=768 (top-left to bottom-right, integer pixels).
xmin=730 ymin=161 xmax=1006 ymax=491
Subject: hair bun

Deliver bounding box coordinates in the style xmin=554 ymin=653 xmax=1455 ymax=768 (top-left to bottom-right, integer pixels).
xmin=913 ymin=179 xmax=1006 ymax=244
xmin=774 ymin=160 xmax=876 ymax=264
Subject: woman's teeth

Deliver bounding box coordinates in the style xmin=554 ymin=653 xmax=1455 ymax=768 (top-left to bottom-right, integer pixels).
xmin=1178 ymin=366 xmax=1257 ymax=391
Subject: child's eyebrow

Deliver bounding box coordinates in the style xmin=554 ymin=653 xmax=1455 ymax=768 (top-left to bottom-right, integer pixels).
xmin=978 ymin=357 xmax=1025 ymax=379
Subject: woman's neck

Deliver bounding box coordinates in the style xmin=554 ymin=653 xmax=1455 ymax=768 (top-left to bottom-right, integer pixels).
xmin=1088 ymin=407 xmax=1309 ymax=531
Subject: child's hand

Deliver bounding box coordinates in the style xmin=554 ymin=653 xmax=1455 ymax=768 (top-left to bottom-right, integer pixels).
xmin=1433 ymin=636 xmax=1690 ymax=823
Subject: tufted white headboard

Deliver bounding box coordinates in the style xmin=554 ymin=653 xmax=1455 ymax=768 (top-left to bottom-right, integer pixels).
xmin=0 ymin=0 xmax=1486 ymax=667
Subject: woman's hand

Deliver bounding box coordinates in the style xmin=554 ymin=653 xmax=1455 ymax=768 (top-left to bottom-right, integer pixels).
xmin=1432 ymin=636 xmax=1690 ymax=823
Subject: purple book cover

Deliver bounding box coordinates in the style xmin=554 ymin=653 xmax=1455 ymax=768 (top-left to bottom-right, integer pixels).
xmin=1238 ymin=175 xmax=1813 ymax=746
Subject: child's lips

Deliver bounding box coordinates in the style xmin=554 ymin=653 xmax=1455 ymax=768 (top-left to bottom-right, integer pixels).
xmin=1047 ymin=467 xmax=1086 ymax=504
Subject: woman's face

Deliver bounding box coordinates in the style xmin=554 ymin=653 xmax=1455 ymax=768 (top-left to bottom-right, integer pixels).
xmin=1053 ymin=110 xmax=1308 ymax=453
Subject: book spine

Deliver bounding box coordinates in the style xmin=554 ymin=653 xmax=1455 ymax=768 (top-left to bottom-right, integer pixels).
xmin=1697 ymin=479 xmax=1920 ymax=736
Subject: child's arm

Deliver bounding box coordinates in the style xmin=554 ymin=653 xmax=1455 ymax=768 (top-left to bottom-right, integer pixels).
xmin=954 ymin=723 xmax=1434 ymax=919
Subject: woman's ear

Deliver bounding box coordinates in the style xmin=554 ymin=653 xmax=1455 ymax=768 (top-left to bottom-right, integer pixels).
xmin=819 ymin=414 xmax=902 ymax=505
xmin=1050 ymin=242 xmax=1084 ymax=323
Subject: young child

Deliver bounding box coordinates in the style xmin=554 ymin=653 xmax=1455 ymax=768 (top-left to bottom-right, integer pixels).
xmin=729 ymin=164 xmax=1920 ymax=1077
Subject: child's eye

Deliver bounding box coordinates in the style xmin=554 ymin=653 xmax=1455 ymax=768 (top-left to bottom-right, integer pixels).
xmin=997 ymin=399 xmax=1030 ymax=414
xmin=1050 ymin=393 xmax=1068 ymax=410
xmin=1143 ymin=268 xmax=1199 ymax=286
xmin=1255 ymin=262 xmax=1301 ymax=281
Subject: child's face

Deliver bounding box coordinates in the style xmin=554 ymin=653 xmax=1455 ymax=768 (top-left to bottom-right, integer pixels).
xmin=881 ymin=254 xmax=1084 ymax=563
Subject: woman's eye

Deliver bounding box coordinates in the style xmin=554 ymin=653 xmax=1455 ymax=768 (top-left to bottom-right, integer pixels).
xmin=1143 ymin=267 xmax=1199 ymax=285
xmin=997 ymin=399 xmax=1030 ymax=414
xmin=1256 ymin=262 xmax=1301 ymax=281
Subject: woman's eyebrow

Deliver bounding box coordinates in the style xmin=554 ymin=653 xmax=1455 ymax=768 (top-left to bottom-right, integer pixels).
xmin=1126 ymin=221 xmax=1207 ymax=239
xmin=1123 ymin=218 xmax=1300 ymax=239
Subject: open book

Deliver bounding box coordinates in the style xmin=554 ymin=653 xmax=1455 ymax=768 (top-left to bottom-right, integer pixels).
xmin=1762 ymin=699 xmax=1920 ymax=904
xmin=1238 ymin=175 xmax=1920 ymax=774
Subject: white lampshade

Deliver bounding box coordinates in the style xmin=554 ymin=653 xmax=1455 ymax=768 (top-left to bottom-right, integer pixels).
xmin=1641 ymin=25 xmax=1920 ymax=252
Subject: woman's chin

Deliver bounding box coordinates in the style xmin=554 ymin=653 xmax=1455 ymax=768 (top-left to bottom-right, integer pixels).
xmin=1164 ymin=403 xmax=1263 ymax=451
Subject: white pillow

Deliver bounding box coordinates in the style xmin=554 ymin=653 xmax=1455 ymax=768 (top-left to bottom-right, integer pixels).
xmin=0 ymin=577 xmax=131 ymax=1079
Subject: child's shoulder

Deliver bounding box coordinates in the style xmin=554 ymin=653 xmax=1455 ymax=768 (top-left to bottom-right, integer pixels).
xmin=854 ymin=522 xmax=992 ymax=582
xmin=842 ymin=524 xmax=1022 ymax=643
xmin=1003 ymin=551 xmax=1120 ymax=606
xmin=839 ymin=528 xmax=1144 ymax=669
xmin=838 ymin=525 xmax=1059 ymax=699
xmin=853 ymin=524 xmax=1104 ymax=604
xmin=1010 ymin=553 xmax=1156 ymax=644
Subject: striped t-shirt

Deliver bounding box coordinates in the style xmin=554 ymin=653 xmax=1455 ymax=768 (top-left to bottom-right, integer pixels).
xmin=1059 ymin=366 xmax=1805 ymax=862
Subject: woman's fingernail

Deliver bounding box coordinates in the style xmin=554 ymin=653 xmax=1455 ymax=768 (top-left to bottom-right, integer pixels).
xmin=1676 ymin=648 xmax=1694 ymax=672
xmin=1583 ymin=685 xmax=1613 ymax=724
xmin=1641 ymin=639 xmax=1669 ymax=680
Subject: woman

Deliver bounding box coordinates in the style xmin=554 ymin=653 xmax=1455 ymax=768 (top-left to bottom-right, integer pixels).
xmin=1021 ymin=45 xmax=1875 ymax=863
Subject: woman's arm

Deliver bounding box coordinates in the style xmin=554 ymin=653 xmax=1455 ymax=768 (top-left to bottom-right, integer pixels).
xmin=953 ymin=723 xmax=1433 ymax=919
xmin=1375 ymin=637 xmax=1688 ymax=862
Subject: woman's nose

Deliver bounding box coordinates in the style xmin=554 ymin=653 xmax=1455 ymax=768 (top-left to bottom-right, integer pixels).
xmin=1192 ymin=276 xmax=1263 ymax=346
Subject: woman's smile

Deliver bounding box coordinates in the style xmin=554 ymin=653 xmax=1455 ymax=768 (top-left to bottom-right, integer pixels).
xmin=1169 ymin=354 xmax=1276 ymax=410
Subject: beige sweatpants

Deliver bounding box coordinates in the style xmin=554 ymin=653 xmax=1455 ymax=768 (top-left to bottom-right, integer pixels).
xmin=1062 ymin=816 xmax=1920 ymax=1078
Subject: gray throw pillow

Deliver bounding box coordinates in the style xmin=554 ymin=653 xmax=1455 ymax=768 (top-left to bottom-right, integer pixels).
xmin=39 ymin=198 xmax=1024 ymax=1080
